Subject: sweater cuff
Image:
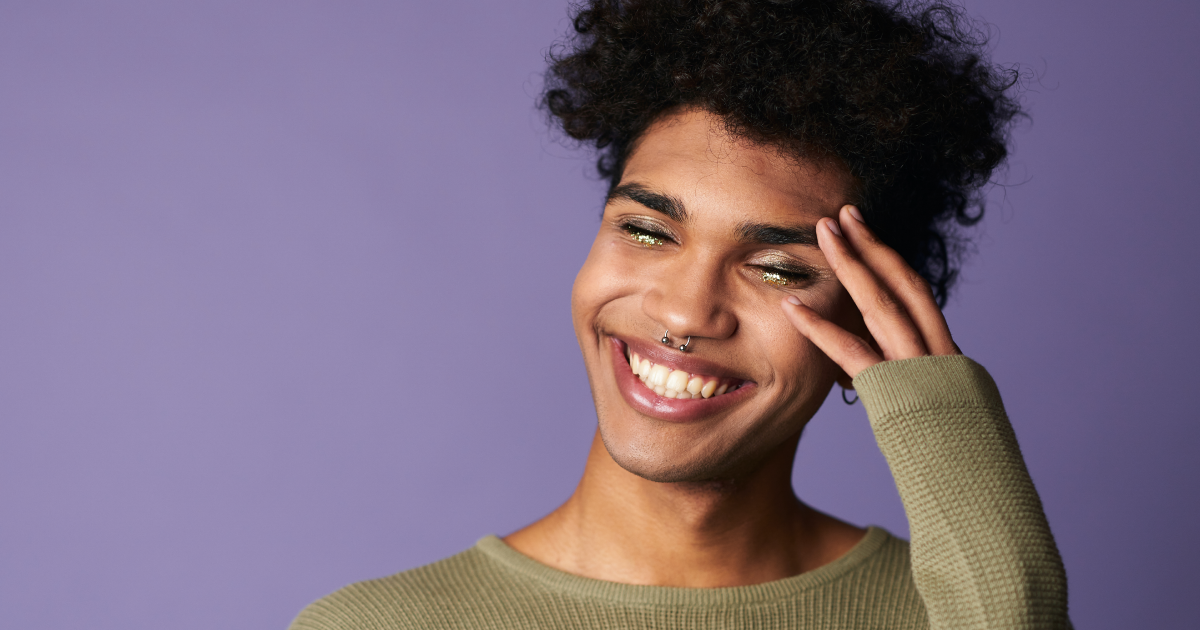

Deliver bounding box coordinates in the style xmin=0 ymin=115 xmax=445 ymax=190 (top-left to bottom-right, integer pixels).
xmin=851 ymin=355 xmax=1004 ymax=419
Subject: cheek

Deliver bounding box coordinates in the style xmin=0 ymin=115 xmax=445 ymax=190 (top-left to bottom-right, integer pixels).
xmin=753 ymin=285 xmax=846 ymax=388
xmin=570 ymin=238 xmax=640 ymax=335
xmin=820 ymin=283 xmax=866 ymax=339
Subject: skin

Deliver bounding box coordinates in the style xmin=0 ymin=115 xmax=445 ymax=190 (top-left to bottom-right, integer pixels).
xmin=506 ymin=108 xmax=960 ymax=588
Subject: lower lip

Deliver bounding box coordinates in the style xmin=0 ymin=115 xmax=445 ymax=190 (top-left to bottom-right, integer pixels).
xmin=609 ymin=337 xmax=755 ymax=423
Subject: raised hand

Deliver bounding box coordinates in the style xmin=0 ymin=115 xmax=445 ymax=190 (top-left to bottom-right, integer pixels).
xmin=782 ymin=205 xmax=960 ymax=381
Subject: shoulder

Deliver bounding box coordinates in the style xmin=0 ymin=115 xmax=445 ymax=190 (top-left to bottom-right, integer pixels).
xmin=288 ymin=543 xmax=519 ymax=630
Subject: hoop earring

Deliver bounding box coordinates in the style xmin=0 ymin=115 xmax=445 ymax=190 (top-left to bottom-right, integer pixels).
xmin=842 ymin=387 xmax=859 ymax=405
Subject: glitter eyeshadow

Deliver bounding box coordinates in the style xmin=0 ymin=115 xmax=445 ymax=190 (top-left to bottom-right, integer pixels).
xmin=632 ymin=232 xmax=663 ymax=247
xmin=761 ymin=271 xmax=789 ymax=286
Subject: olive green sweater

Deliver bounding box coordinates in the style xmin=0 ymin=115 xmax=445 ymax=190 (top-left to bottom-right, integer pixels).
xmin=290 ymin=356 xmax=1069 ymax=629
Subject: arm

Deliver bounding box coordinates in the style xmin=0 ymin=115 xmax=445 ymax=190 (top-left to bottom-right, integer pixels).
xmin=782 ymin=205 xmax=1069 ymax=629
xmin=855 ymin=355 xmax=1069 ymax=629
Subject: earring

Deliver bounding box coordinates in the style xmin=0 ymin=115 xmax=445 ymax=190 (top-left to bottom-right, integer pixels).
xmin=842 ymin=387 xmax=859 ymax=405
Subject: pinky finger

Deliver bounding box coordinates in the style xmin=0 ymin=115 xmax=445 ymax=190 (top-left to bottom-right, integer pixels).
xmin=782 ymin=296 xmax=881 ymax=379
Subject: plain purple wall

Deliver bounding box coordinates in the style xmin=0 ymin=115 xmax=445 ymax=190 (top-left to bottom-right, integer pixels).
xmin=2 ymin=1 xmax=1196 ymax=628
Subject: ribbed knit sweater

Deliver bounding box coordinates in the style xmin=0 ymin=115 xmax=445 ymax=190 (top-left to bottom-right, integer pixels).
xmin=290 ymin=355 xmax=1070 ymax=629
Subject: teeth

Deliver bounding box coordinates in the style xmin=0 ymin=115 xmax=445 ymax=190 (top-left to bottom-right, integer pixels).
xmin=666 ymin=370 xmax=689 ymax=392
xmin=625 ymin=348 xmax=743 ymax=401
xmin=638 ymin=360 xmax=652 ymax=379
xmin=648 ymin=364 xmax=670 ymax=388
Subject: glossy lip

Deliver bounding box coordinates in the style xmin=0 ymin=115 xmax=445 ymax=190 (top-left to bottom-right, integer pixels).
xmin=609 ymin=336 xmax=756 ymax=423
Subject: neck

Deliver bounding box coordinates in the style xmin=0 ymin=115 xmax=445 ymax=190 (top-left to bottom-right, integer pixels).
xmin=504 ymin=430 xmax=864 ymax=587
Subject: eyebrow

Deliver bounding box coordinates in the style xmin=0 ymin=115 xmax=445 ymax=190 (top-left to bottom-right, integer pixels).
xmin=606 ymin=183 xmax=689 ymax=223
xmin=607 ymin=182 xmax=818 ymax=246
xmin=735 ymin=221 xmax=819 ymax=246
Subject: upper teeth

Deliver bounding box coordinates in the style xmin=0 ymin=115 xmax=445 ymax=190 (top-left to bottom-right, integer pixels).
xmin=628 ymin=351 xmax=737 ymax=400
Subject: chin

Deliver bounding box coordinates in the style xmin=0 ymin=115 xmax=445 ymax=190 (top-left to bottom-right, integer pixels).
xmin=603 ymin=442 xmax=725 ymax=483
xmin=596 ymin=418 xmax=775 ymax=484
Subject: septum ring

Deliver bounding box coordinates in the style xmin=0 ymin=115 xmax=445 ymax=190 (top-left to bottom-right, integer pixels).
xmin=661 ymin=330 xmax=692 ymax=352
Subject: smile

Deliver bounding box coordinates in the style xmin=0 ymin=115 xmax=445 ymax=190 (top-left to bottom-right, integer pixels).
xmin=607 ymin=337 xmax=754 ymax=423
xmin=625 ymin=349 xmax=743 ymax=400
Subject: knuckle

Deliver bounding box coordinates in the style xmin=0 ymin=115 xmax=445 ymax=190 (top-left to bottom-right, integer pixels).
xmin=904 ymin=270 xmax=933 ymax=297
xmin=838 ymin=335 xmax=874 ymax=360
xmin=872 ymin=289 xmax=903 ymax=316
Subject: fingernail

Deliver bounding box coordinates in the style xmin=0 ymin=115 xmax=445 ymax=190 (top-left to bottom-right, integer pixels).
xmin=846 ymin=205 xmax=864 ymax=223
xmin=825 ymin=218 xmax=842 ymax=237
xmin=787 ymin=296 xmax=801 ymax=306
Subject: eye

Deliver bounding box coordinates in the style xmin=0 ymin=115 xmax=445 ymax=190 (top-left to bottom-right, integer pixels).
xmin=761 ymin=270 xmax=791 ymax=286
xmin=620 ymin=222 xmax=670 ymax=248
xmin=757 ymin=266 xmax=815 ymax=288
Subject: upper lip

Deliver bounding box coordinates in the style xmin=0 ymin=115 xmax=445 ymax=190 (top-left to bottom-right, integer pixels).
xmin=617 ymin=336 xmax=753 ymax=383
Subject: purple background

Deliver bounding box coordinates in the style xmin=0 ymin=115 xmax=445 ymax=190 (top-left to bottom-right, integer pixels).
xmin=2 ymin=1 xmax=1196 ymax=628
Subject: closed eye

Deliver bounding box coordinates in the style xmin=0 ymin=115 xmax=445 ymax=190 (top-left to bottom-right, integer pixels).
xmin=619 ymin=220 xmax=673 ymax=247
xmin=755 ymin=265 xmax=817 ymax=287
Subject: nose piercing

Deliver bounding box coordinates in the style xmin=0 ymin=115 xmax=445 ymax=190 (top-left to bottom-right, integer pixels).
xmin=662 ymin=330 xmax=692 ymax=352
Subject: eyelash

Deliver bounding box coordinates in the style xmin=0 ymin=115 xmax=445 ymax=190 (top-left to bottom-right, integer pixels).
xmin=757 ymin=268 xmax=813 ymax=287
xmin=620 ymin=222 xmax=671 ymax=248
xmin=619 ymin=220 xmax=815 ymax=288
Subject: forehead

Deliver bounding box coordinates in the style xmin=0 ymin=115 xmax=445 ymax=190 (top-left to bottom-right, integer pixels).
xmin=620 ymin=109 xmax=851 ymax=222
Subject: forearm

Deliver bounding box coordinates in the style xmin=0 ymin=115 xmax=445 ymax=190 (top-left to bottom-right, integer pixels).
xmin=855 ymin=355 xmax=1069 ymax=630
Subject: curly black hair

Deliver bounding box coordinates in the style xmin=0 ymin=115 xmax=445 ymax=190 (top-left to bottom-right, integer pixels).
xmin=543 ymin=0 xmax=1022 ymax=304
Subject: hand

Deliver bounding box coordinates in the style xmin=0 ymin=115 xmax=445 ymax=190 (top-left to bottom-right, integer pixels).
xmin=782 ymin=204 xmax=960 ymax=381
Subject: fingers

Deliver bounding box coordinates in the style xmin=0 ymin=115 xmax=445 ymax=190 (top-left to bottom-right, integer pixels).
xmin=782 ymin=296 xmax=881 ymax=379
xmin=817 ymin=216 xmax=929 ymax=361
xmin=836 ymin=206 xmax=960 ymax=356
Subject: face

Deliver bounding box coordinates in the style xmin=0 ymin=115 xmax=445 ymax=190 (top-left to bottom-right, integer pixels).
xmin=571 ymin=108 xmax=862 ymax=483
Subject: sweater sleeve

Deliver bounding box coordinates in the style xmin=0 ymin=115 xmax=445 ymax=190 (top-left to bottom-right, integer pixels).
xmin=852 ymin=355 xmax=1069 ymax=630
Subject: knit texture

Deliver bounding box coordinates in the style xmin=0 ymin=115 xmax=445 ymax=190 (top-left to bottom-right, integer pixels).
xmin=290 ymin=355 xmax=1068 ymax=629
xmin=854 ymin=355 xmax=1069 ymax=629
xmin=290 ymin=529 xmax=926 ymax=630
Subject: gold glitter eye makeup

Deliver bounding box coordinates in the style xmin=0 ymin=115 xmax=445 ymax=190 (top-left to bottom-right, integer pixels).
xmin=630 ymin=230 xmax=664 ymax=247
xmin=761 ymin=271 xmax=790 ymax=286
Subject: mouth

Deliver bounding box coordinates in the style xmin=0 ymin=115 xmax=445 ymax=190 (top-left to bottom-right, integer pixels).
xmin=608 ymin=336 xmax=755 ymax=422
xmin=625 ymin=346 xmax=744 ymax=399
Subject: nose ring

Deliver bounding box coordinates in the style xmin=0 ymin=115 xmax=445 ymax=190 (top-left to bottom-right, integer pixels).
xmin=661 ymin=330 xmax=692 ymax=352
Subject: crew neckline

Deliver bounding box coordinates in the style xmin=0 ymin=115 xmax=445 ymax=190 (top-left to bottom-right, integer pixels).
xmin=473 ymin=526 xmax=892 ymax=607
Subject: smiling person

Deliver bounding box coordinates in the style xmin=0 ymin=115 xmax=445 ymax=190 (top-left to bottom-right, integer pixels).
xmin=291 ymin=1 xmax=1069 ymax=629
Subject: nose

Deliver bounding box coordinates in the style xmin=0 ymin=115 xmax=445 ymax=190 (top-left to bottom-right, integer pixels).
xmin=641 ymin=254 xmax=738 ymax=343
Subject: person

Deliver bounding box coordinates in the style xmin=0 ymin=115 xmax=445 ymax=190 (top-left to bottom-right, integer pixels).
xmin=290 ymin=1 xmax=1070 ymax=628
